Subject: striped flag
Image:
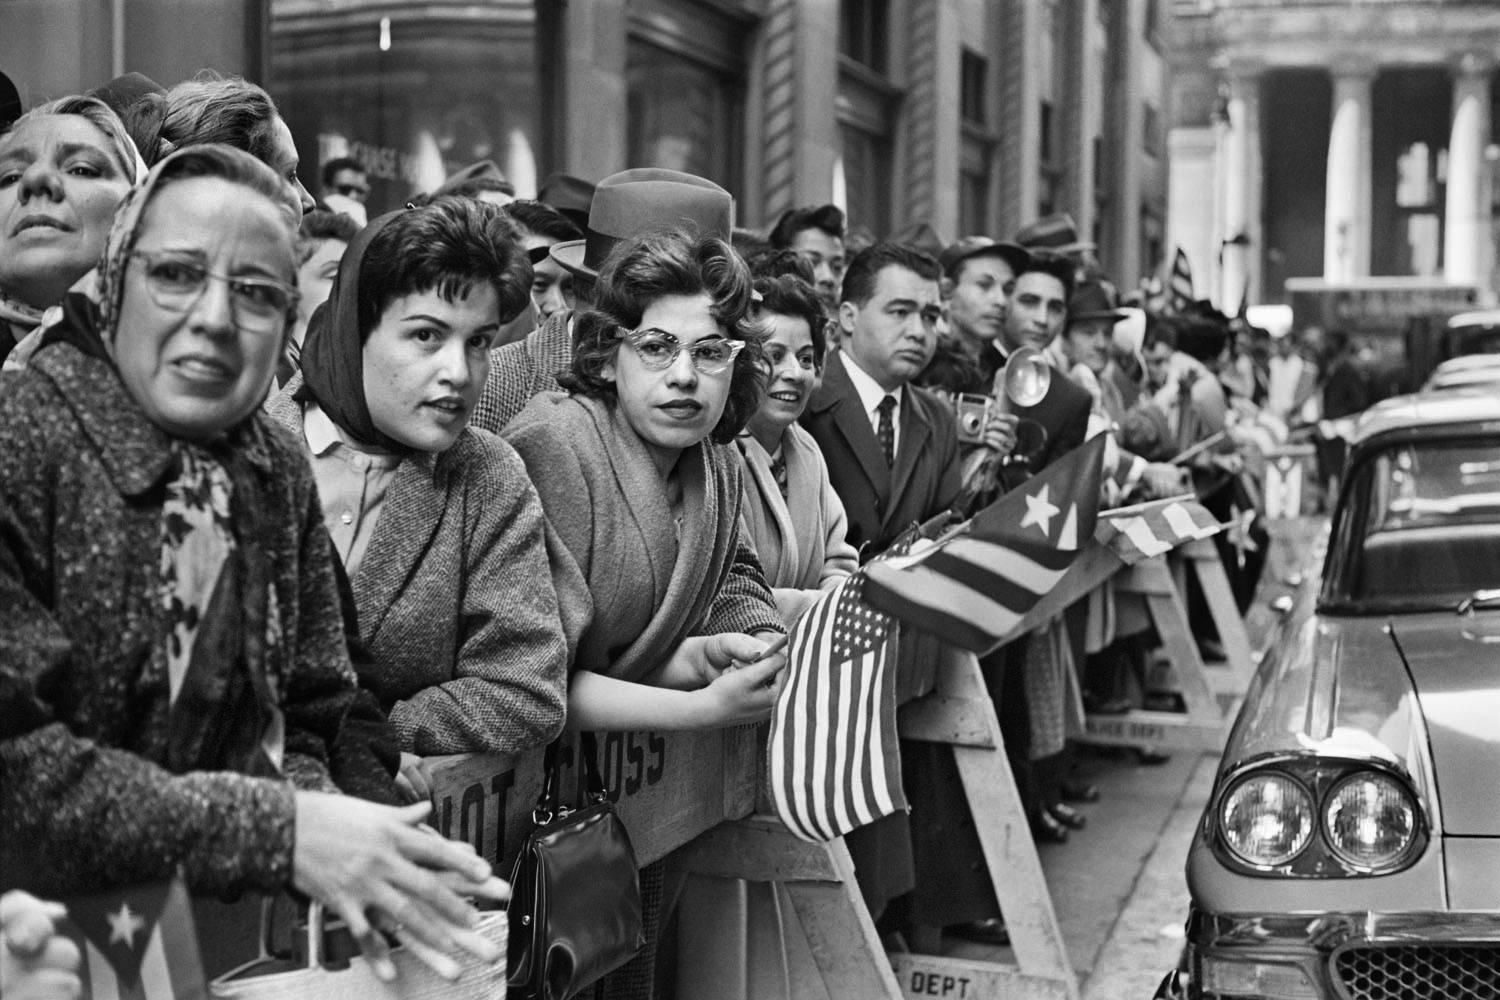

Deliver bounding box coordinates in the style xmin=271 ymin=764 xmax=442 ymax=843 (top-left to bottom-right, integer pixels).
xmin=863 ymin=435 xmax=1107 ymax=653
xmin=58 ymin=876 xmax=207 ymax=1000
xmin=768 ymin=571 xmax=906 ymax=843
xmin=1167 ymin=247 xmax=1194 ymax=314
xmin=1098 ymin=496 xmax=1224 ymax=564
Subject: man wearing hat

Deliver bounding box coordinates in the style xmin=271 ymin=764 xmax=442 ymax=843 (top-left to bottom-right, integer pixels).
xmin=470 ymin=167 xmax=734 ymax=433
xmin=536 ymin=172 xmax=595 ymax=233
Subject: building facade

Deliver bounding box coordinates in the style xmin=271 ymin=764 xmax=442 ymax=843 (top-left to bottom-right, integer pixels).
xmin=2 ymin=0 xmax=1171 ymax=284
xmin=1166 ymin=0 xmax=1500 ymax=308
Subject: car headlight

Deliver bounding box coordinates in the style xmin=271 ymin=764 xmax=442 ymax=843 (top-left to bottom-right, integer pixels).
xmin=1323 ymin=771 xmax=1418 ymax=869
xmin=1221 ymin=773 xmax=1314 ymax=867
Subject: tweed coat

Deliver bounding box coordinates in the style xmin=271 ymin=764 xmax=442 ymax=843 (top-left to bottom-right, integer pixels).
xmin=470 ymin=309 xmax=574 ymax=434
xmin=504 ymin=392 xmax=782 ymax=682
xmin=799 ymin=351 xmax=963 ymax=560
xmin=734 ymin=425 xmax=857 ymax=618
xmin=0 ymin=342 xmax=360 ymax=898
xmin=268 ymin=378 xmax=570 ymax=757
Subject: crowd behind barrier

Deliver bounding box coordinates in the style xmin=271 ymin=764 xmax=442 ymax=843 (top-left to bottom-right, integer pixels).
xmin=0 ymin=65 xmax=1354 ymax=1000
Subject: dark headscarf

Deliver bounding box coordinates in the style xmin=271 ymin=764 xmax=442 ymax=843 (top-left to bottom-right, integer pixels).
xmin=294 ymin=209 xmax=411 ymax=452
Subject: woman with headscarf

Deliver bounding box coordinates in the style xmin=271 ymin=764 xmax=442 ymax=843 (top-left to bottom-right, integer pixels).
xmin=267 ymin=196 xmax=571 ymax=774
xmin=735 ymin=272 xmax=856 ymax=623
xmin=0 ymin=145 xmax=504 ymax=981
xmin=0 ymin=95 xmax=141 ymax=364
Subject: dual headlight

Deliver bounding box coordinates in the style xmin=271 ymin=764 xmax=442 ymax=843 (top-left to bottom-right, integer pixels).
xmin=1219 ymin=768 xmax=1420 ymax=873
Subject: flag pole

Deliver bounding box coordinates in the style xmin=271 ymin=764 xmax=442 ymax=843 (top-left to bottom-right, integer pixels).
xmin=1099 ymin=492 xmax=1198 ymax=518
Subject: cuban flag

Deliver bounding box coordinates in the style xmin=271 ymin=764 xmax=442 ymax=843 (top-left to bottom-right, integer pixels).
xmin=58 ymin=877 xmax=207 ymax=1000
xmin=862 ymin=435 xmax=1107 ymax=653
xmin=1099 ymin=495 xmax=1223 ymax=564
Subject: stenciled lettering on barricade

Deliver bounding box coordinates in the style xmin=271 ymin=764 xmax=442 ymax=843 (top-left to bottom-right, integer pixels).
xmin=908 ymin=971 xmax=973 ymax=998
xmin=436 ymin=770 xmax=515 ymax=858
xmin=598 ymin=732 xmax=667 ymax=800
xmin=1085 ymin=717 xmax=1167 ymax=743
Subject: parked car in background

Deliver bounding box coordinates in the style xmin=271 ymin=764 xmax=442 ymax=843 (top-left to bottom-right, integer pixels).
xmin=1421 ymin=351 xmax=1500 ymax=393
xmin=1172 ymin=387 xmax=1500 ymax=1000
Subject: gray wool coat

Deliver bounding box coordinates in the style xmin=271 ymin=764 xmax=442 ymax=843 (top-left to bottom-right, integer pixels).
xmin=470 ymin=309 xmax=574 ymax=434
xmin=268 ymin=379 xmax=571 ymax=757
xmin=503 ymin=392 xmax=784 ymax=682
xmin=0 ymin=343 xmax=358 ymax=898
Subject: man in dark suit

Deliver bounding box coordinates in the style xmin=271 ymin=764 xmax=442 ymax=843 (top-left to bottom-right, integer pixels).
xmin=800 ymin=242 xmax=961 ymax=927
xmin=802 ymin=243 xmax=962 ymax=558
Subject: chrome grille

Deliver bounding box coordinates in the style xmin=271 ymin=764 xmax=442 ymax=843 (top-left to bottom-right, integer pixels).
xmin=1334 ymin=944 xmax=1500 ymax=1000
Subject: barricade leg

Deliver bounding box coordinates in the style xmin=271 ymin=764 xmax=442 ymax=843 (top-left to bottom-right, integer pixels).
xmin=900 ymin=645 xmax=1081 ymax=1000
xmin=677 ymin=818 xmax=904 ymax=999
xmin=1181 ymin=538 xmax=1256 ymax=697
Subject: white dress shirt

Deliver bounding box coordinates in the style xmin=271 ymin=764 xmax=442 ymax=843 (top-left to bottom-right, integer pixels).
xmin=841 ymin=353 xmax=905 ymax=458
xmin=303 ymin=401 xmax=402 ymax=579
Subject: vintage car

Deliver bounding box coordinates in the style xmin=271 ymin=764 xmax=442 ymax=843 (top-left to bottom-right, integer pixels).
xmin=1173 ymin=387 xmax=1500 ymax=1000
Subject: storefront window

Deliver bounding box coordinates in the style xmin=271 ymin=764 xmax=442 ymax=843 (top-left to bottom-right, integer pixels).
xmin=626 ymin=39 xmax=743 ymax=195
xmin=268 ymin=1 xmax=558 ymax=214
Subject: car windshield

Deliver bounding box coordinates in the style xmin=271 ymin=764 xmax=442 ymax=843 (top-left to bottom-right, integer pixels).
xmin=1324 ymin=436 xmax=1500 ymax=612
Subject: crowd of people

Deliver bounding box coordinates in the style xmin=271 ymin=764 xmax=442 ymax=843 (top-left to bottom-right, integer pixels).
xmin=0 ymin=67 xmax=1347 ymax=1000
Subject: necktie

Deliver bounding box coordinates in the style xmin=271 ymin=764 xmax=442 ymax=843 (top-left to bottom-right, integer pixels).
xmin=877 ymin=395 xmax=897 ymax=467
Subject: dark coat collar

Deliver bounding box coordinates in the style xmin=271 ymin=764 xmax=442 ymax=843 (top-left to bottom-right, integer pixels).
xmin=33 ymin=342 xmax=275 ymax=497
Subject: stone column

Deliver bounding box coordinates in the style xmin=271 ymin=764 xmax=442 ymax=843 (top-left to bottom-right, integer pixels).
xmin=1220 ymin=65 xmax=1262 ymax=309
xmin=1444 ymin=53 xmax=1494 ymax=286
xmin=1108 ymin=0 xmax=1146 ymax=287
xmin=1061 ymin=0 xmax=1100 ymax=242
xmin=1324 ymin=64 xmax=1374 ymax=281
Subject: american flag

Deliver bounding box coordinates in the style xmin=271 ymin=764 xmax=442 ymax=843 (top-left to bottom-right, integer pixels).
xmin=58 ymin=876 xmax=207 ymax=1000
xmin=863 ymin=435 xmax=1107 ymax=653
xmin=767 ymin=571 xmax=906 ymax=843
xmin=1098 ymin=496 xmax=1223 ymax=564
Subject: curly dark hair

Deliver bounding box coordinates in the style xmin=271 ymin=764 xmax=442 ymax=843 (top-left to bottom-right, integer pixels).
xmin=560 ymin=230 xmax=766 ymax=445
xmin=754 ymin=274 xmax=828 ymax=372
xmin=356 ymin=195 xmax=533 ymax=331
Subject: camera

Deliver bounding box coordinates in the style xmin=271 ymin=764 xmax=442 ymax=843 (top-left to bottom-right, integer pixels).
xmin=950 ymin=392 xmax=994 ymax=445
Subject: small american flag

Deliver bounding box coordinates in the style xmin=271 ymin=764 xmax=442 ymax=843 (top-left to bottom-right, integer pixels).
xmin=59 ymin=875 xmax=207 ymax=1000
xmin=767 ymin=572 xmax=906 ymax=843
xmin=1098 ymin=496 xmax=1223 ymax=564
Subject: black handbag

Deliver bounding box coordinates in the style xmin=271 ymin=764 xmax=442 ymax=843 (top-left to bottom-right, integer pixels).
xmin=507 ymin=732 xmax=646 ymax=1000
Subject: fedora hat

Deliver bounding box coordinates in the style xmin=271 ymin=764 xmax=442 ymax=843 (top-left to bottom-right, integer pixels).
xmin=1015 ymin=212 xmax=1096 ymax=255
xmin=550 ymin=168 xmax=734 ymax=280
xmin=1067 ymin=280 xmax=1128 ymax=325
xmin=537 ymin=172 xmax=596 ymax=232
xmin=433 ymin=159 xmax=514 ymax=198
xmin=938 ymin=235 xmax=1031 ymax=279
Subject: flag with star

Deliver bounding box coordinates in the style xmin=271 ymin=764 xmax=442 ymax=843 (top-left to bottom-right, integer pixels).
xmin=863 ymin=434 xmax=1108 ymax=653
xmin=58 ymin=876 xmax=207 ymax=1000
xmin=768 ymin=568 xmax=907 ymax=843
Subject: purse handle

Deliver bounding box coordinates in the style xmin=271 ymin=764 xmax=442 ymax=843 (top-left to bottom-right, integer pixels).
xmin=533 ymin=732 xmax=607 ymax=824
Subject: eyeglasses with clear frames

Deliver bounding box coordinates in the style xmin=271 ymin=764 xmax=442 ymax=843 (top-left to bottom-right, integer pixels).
xmin=128 ymin=251 xmax=299 ymax=335
xmin=619 ymin=327 xmax=746 ymax=375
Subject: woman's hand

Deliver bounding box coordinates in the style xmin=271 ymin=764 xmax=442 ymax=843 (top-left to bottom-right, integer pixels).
xmin=291 ymin=794 xmax=508 ymax=982
xmin=394 ymin=752 xmax=432 ymax=805
xmin=695 ymin=654 xmax=788 ymax=726
xmin=1 ymin=890 xmax=81 ymax=1000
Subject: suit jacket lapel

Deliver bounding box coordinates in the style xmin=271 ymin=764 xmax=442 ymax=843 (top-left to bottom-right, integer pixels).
xmin=821 ymin=354 xmax=890 ymax=495
xmin=354 ymin=454 xmax=446 ymax=643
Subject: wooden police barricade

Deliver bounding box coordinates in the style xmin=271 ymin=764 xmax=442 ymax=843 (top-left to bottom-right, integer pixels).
xmin=427 ymin=726 xmax=909 ymax=999
xmin=1079 ymin=537 xmax=1254 ymax=754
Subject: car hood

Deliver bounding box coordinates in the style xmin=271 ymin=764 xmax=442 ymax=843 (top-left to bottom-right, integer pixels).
xmin=1224 ymin=610 xmax=1500 ymax=835
xmin=1388 ymin=613 xmax=1500 ymax=835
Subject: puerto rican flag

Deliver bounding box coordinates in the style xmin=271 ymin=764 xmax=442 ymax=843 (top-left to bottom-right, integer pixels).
xmin=58 ymin=876 xmax=207 ymax=1000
